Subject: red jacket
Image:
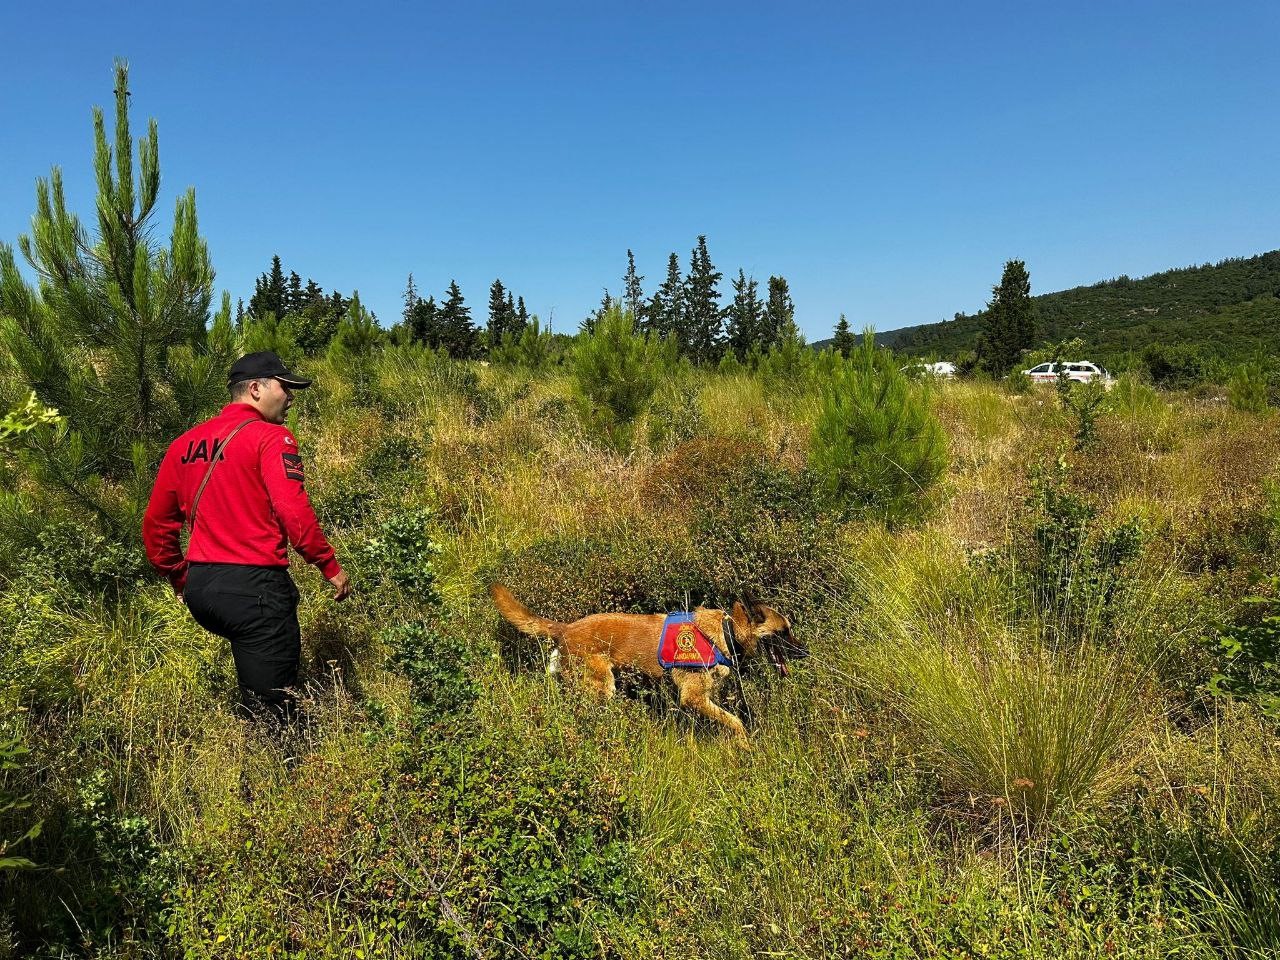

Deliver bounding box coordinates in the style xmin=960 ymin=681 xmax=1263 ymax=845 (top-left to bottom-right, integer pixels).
xmin=143 ymin=403 xmax=342 ymax=592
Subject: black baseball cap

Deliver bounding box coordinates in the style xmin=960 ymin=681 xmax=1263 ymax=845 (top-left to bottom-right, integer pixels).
xmin=227 ymin=351 xmax=313 ymax=389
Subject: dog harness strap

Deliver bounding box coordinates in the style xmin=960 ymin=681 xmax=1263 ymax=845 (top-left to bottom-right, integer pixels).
xmin=187 ymin=418 xmax=258 ymax=536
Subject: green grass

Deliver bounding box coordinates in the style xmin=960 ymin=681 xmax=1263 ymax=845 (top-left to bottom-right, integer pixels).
xmin=1 ymin=356 xmax=1276 ymax=957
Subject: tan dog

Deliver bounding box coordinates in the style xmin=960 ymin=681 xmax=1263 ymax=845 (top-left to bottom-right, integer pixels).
xmin=490 ymin=584 xmax=804 ymax=744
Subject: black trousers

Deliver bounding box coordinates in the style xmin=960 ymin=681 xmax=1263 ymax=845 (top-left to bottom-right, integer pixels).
xmin=185 ymin=563 xmax=302 ymax=722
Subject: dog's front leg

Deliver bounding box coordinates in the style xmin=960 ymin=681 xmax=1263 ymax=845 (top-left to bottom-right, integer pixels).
xmin=673 ymin=669 xmax=749 ymax=747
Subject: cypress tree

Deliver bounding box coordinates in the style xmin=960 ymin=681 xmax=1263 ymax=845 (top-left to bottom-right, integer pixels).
xmin=487 ymin=278 xmax=510 ymax=347
xmin=0 ymin=60 xmax=232 ymax=528
xmin=402 ymin=272 xmax=419 ymax=328
xmin=978 ymin=259 xmax=1035 ymax=375
xmin=682 ymin=235 xmax=723 ymax=358
xmin=763 ymin=276 xmax=795 ymax=349
xmin=623 ymin=249 xmax=645 ymax=325
xmin=438 ymin=280 xmax=478 ymax=358
xmin=725 ymin=268 xmax=763 ymax=359
xmin=832 ymin=314 xmax=855 ymax=357
xmin=286 ymin=270 xmax=303 ymax=314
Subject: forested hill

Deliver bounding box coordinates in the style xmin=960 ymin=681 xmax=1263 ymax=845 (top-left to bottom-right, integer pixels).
xmin=875 ymin=250 xmax=1280 ymax=365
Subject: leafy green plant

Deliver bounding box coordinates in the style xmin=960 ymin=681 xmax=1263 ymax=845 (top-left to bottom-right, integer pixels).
xmin=1021 ymin=459 xmax=1142 ymax=639
xmin=1208 ymin=581 xmax=1280 ymax=720
xmin=1061 ymin=379 xmax=1107 ymax=450
xmin=383 ymin=620 xmax=477 ymax=724
xmin=0 ymin=732 xmax=40 ymax=872
xmin=354 ymin=507 xmax=442 ymax=606
xmin=809 ymin=330 xmax=947 ymax=523
xmin=0 ymin=393 xmax=61 ymax=448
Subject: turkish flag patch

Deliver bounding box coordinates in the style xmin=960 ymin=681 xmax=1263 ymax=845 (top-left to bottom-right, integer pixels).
xmin=282 ymin=452 xmax=304 ymax=481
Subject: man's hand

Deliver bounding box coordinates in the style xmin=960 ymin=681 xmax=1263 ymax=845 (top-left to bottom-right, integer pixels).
xmin=328 ymin=569 xmax=352 ymax=601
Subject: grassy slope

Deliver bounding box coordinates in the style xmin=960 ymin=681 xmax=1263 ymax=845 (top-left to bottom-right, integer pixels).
xmin=3 ymin=355 xmax=1280 ymax=958
xmin=873 ymin=249 xmax=1280 ymax=366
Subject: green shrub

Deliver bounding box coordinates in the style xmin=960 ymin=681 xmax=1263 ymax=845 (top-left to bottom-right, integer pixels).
xmin=489 ymin=316 xmax=557 ymax=370
xmin=571 ymin=305 xmax=675 ymax=449
xmin=0 ymin=729 xmax=40 ymax=872
xmin=239 ymin=310 xmax=303 ymax=369
xmin=1020 ymin=459 xmax=1143 ymax=640
xmin=383 ymin=620 xmax=477 ymax=725
xmin=809 ymin=333 xmax=947 ymax=523
xmin=171 ymin=726 xmax=641 ymax=958
xmin=353 ymin=508 xmax=442 ymax=607
xmin=1061 ymin=379 xmax=1107 ymax=449
xmin=1143 ymin=343 xmax=1213 ymax=389
xmin=1005 ymin=370 xmax=1032 ymax=394
xmin=1207 ymin=580 xmax=1280 ymax=721
xmin=16 ymin=517 xmax=148 ymax=600
xmin=1227 ymin=360 xmax=1270 ymax=415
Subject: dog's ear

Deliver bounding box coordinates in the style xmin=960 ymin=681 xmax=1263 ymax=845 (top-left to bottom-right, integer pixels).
xmin=739 ymin=597 xmax=766 ymax=627
xmin=732 ymin=600 xmax=750 ymax=624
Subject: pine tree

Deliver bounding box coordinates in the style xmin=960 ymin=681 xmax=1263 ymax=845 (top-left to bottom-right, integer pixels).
xmin=623 ymin=249 xmax=645 ymax=325
xmin=402 ymin=272 xmax=419 ymax=328
xmin=810 ymin=329 xmax=946 ymax=523
xmin=0 ymin=60 xmax=232 ymax=529
xmin=725 ymin=269 xmax=764 ymax=359
xmin=572 ymin=304 xmax=676 ymax=449
xmin=235 ymin=298 xmax=245 ymax=328
xmin=763 ymin=276 xmax=795 ymax=349
xmin=286 ymin=270 xmax=303 ymax=314
xmin=516 ymin=296 xmax=529 ymax=331
xmin=487 ymin=278 xmax=510 ymax=347
xmin=648 ymin=253 xmax=684 ymax=342
xmin=409 ymin=295 xmax=439 ymax=346
xmin=303 ymin=278 xmax=324 ymax=306
xmin=581 ymin=289 xmax=613 ymax=335
xmin=977 ymin=259 xmax=1035 ymax=375
xmin=832 ymin=314 xmax=855 ymax=357
xmin=682 ymin=235 xmax=723 ymax=358
xmin=438 ymin=280 xmax=478 ymax=358
xmin=328 ymin=292 xmax=384 ymax=401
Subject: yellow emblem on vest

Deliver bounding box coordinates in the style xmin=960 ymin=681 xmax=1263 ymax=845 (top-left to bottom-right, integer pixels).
xmin=674 ymin=624 xmax=702 ymax=661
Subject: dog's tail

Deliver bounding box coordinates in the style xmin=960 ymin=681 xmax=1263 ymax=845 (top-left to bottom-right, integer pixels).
xmin=490 ymin=583 xmax=565 ymax=640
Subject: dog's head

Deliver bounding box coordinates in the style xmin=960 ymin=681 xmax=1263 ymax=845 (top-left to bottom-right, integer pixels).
xmin=729 ymin=597 xmax=808 ymax=677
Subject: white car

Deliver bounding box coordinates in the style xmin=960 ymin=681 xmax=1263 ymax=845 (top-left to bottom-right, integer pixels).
xmin=1022 ymin=361 xmax=1112 ymax=386
xmin=901 ymin=360 xmax=957 ymax=379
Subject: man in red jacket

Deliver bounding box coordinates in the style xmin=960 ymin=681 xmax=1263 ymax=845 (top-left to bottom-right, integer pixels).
xmin=143 ymin=351 xmax=351 ymax=722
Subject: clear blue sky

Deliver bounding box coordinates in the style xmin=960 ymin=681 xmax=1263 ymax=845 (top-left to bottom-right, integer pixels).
xmin=3 ymin=1 xmax=1278 ymax=340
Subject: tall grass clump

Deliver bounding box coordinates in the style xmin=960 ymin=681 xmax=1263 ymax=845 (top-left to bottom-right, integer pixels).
xmin=809 ymin=331 xmax=946 ymax=523
xmin=872 ymin=629 xmax=1144 ymax=829
xmin=571 ymin=305 xmax=674 ymax=449
xmin=841 ymin=536 xmax=1149 ymax=832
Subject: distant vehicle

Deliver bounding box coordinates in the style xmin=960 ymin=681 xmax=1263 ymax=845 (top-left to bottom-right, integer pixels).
xmin=1022 ymin=361 xmax=1112 ymax=386
xmin=901 ymin=360 xmax=957 ymax=379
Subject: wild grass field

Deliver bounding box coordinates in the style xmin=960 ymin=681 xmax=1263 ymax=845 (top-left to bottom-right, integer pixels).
xmin=2 ymin=342 xmax=1279 ymax=959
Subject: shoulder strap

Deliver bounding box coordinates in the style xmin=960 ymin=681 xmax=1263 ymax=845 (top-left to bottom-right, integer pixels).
xmin=187 ymin=417 xmax=259 ymax=535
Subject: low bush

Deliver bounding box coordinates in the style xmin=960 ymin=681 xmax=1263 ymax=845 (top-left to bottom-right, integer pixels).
xmin=809 ymin=334 xmax=947 ymax=524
